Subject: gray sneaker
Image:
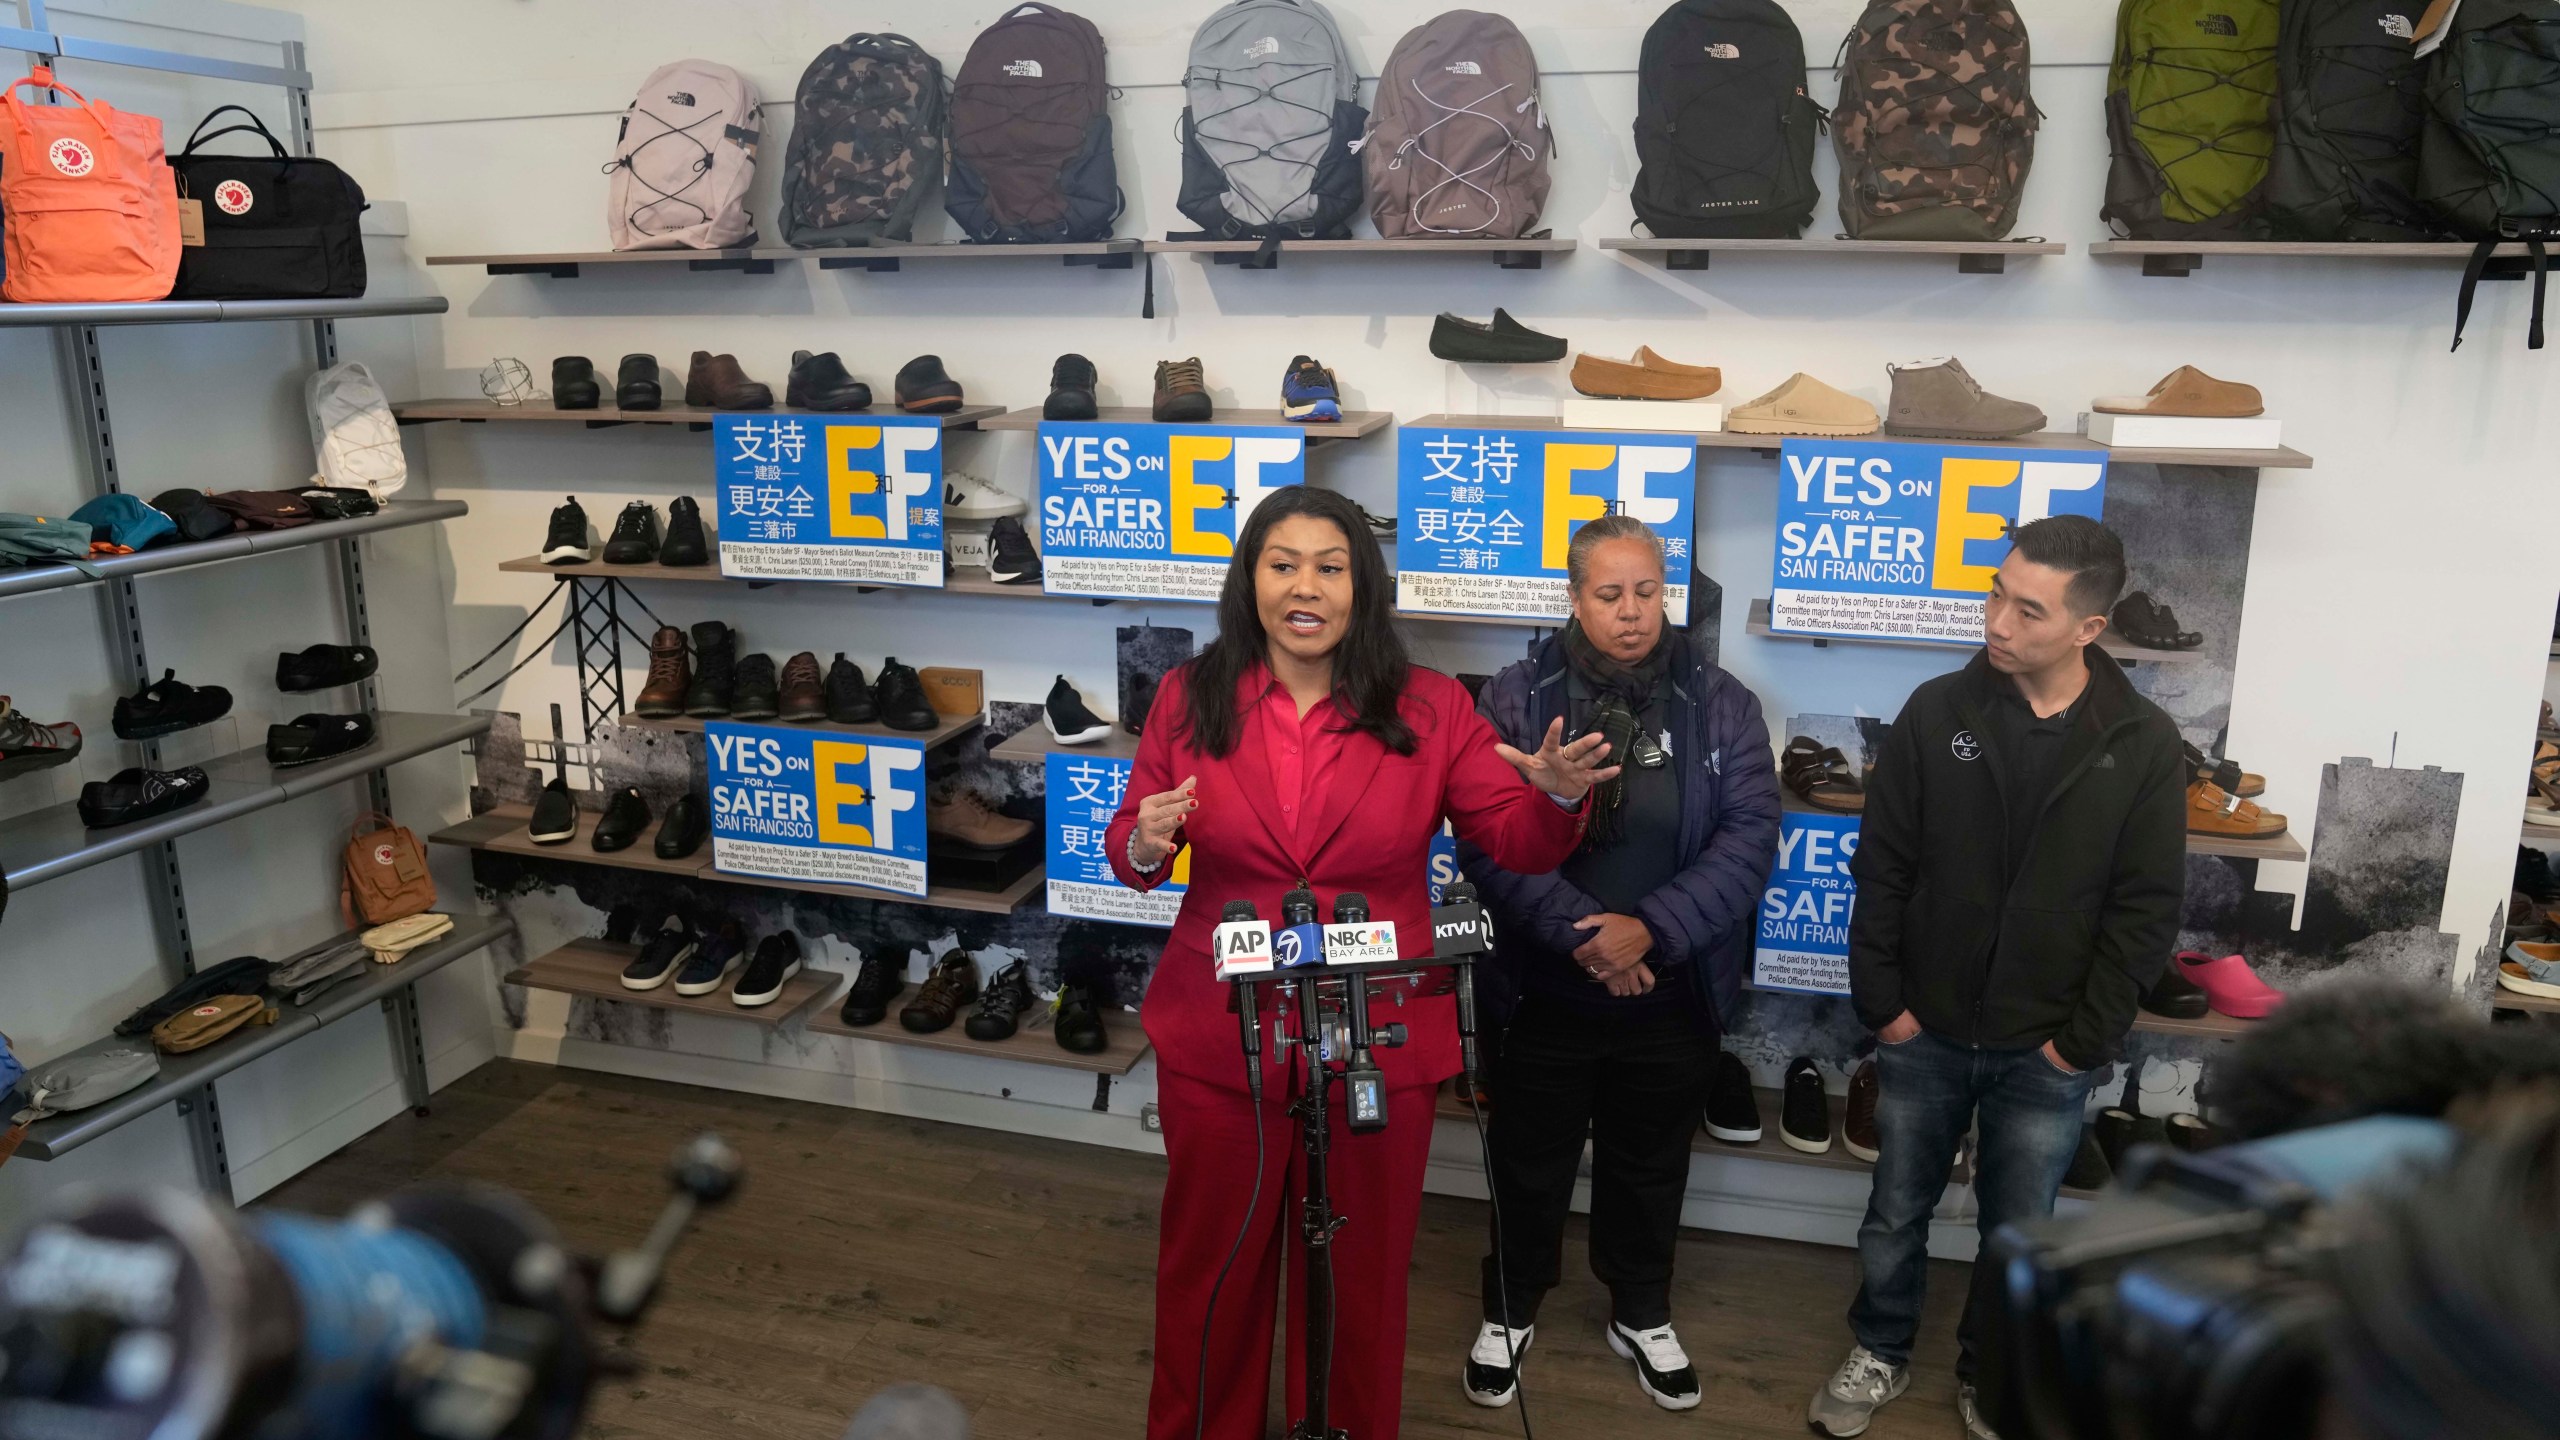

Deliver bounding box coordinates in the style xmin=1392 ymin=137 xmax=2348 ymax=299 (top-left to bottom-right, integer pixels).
xmin=1957 ymin=1382 xmax=2001 ymax=1439
xmin=1882 ymin=355 xmax=2046 ymax=440
xmin=1807 ymin=1345 xmax=1910 ymax=1437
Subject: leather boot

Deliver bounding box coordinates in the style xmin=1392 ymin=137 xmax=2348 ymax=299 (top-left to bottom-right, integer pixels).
xmin=1882 ymin=356 xmax=2045 ymax=440
xmin=685 ymin=351 xmax=773 ymax=410
xmin=634 ymin=627 xmax=691 ymax=718
xmin=551 ymin=356 xmax=600 ymax=410
xmin=682 ymin=621 xmax=736 ymax=718
xmin=787 ymin=350 xmax=873 ymax=411
xmin=731 ymin=653 xmax=781 ymax=721
xmin=779 ymin=651 xmax=826 ymax=722
xmin=616 ymin=353 xmax=662 ymax=411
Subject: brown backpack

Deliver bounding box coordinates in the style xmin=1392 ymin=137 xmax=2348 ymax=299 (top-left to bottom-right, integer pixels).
xmin=1361 ymin=10 xmax=1551 ymax=240
xmin=151 ymin=995 xmax=275 ymax=1054
xmin=1831 ymin=0 xmax=2039 ymax=240
xmin=206 ymin=488 xmax=314 ymax=531
xmin=343 ymin=813 xmax=437 ymax=927
xmin=946 ymin=5 xmax=1121 ymax=243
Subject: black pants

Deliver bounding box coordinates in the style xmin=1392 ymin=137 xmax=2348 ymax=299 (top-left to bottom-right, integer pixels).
xmin=1479 ymin=997 xmax=1716 ymax=1330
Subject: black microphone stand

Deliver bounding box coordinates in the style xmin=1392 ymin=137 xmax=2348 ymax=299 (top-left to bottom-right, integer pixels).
xmin=1275 ymin=886 xmax=1351 ymax=1440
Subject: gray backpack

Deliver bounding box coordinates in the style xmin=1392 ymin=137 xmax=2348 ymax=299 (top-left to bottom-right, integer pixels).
xmin=1175 ymin=0 xmax=1367 ymax=244
xmin=1360 ymin=11 xmax=1551 ymax=239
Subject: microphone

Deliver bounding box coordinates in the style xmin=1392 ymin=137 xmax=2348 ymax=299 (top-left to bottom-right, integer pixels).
xmin=1320 ymin=890 xmax=1399 ymax=968
xmin=1436 ymin=881 xmax=1492 ymax=1098
xmin=1332 ymin=893 xmax=1388 ymax=1133
xmin=1216 ymin=901 xmax=1269 ymax=1101
xmin=1276 ymin=886 xmax=1324 ymax=972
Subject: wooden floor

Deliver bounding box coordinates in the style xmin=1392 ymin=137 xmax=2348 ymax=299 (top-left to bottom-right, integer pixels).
xmin=264 ymin=1063 xmax=1972 ymax=1440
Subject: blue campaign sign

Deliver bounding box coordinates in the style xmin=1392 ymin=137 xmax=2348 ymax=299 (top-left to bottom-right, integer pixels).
xmin=705 ymin=722 xmax=930 ymax=897
xmin=1035 ymin=421 xmax=1306 ymax=602
xmin=714 ymin=414 xmax=945 ymax=586
xmin=1754 ymin=810 xmax=1860 ymax=994
xmin=1770 ymin=438 xmax=2106 ymax=643
xmin=1396 ymin=425 xmax=1698 ymax=624
xmin=1045 ymin=752 xmax=1184 ymax=926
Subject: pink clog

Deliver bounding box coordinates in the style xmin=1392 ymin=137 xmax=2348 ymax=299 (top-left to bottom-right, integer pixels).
xmin=2174 ymin=951 xmax=2285 ymax=1020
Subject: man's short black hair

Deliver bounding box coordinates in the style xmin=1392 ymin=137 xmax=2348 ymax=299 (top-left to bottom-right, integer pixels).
xmin=2006 ymin=515 xmax=2127 ymax=619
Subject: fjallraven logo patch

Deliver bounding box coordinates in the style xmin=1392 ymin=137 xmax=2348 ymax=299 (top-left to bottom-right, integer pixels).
xmin=1245 ymin=36 xmax=1280 ymax=59
xmin=373 ymin=843 xmax=397 ymax=867
xmin=1004 ymin=59 xmax=1044 ymax=77
xmin=1951 ymin=730 xmax=1982 ymax=762
xmin=2195 ymin=13 xmax=2239 ymax=33
xmin=1704 ymin=42 xmax=1742 ymax=58
xmin=213 ymin=179 xmax=252 ymax=215
xmin=2377 ymin=12 xmax=2414 ymax=36
xmin=1445 ymin=60 xmax=1483 ymax=75
xmin=47 ymin=137 xmax=93 ymax=176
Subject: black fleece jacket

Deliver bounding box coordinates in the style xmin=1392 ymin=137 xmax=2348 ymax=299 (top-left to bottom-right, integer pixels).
xmin=1847 ymin=648 xmax=2187 ymax=1071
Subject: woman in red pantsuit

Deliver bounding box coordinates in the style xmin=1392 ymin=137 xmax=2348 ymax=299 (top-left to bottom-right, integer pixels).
xmin=1106 ymin=487 xmax=1616 ymax=1440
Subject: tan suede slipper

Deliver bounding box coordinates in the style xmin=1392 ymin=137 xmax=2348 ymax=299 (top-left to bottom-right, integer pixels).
xmin=1725 ymin=373 xmax=1880 ymax=436
xmin=2092 ymin=365 xmax=2263 ymax=417
xmin=1570 ymin=346 xmax=1723 ymax=401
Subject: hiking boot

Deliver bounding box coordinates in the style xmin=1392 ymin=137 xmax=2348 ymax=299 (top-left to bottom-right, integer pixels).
xmin=1843 ymin=1058 xmax=1880 ymax=1163
xmin=779 ymin=651 xmax=826 ymax=723
xmin=872 ymin=657 xmax=937 ymax=731
xmin=1280 ymin=355 xmax=1341 ymax=423
xmin=78 ymin=766 xmax=208 ymax=829
xmin=0 ymin=697 xmax=83 ymax=781
xmin=1808 ymin=1347 xmax=1910 ymax=1438
xmin=825 ymin=654 xmax=878 ymax=724
xmin=592 ymin=786 xmax=651 ymax=853
xmin=2187 ymin=778 xmax=2286 ymax=837
xmin=683 ymin=621 xmax=737 ymax=718
xmin=1054 ymin=980 xmax=1109 ymax=1054
xmin=659 ymin=495 xmax=709 ymax=567
xmin=114 ymin=671 xmax=232 ymax=740
xmin=1044 ymin=353 xmax=1099 ymax=420
xmin=1153 ymin=358 xmax=1214 ymax=423
xmin=987 ymin=515 xmax=1042 ymax=584
xmin=930 ymin=790 xmax=1033 ymax=849
xmin=966 ymin=961 xmax=1035 ymax=1040
xmin=551 ymin=355 xmax=600 ymax=410
xmin=2112 ymin=592 xmax=2203 ymax=650
xmin=731 ymin=653 xmax=781 ymax=722
xmin=1726 ymin=374 xmax=1879 ymax=436
xmin=1571 ymin=346 xmax=1722 ymax=400
xmin=540 ymin=496 xmax=592 ymax=564
xmin=635 ymin=627 xmax=691 ymax=718
xmin=943 ymin=472 xmax=1024 ymax=520
xmin=685 ymin=351 xmax=772 ymax=410
xmin=1883 ymin=356 xmax=2044 ymax=440
xmin=1430 ymin=309 xmax=1567 ymax=363
xmin=602 ymin=501 xmax=661 ymax=564
xmin=615 ymin=353 xmax=662 ymax=410
xmin=655 ymin=792 xmax=708 ymax=859
xmin=787 ymin=349 xmax=872 ymax=411
xmin=900 ymin=952 xmax=981 ymax=1033
xmin=264 ymin=713 xmax=375 ymax=768
xmin=839 ymin=951 xmax=907 ymax=1027
xmin=1044 ymin=675 xmax=1112 ymax=744
xmin=276 ymin=644 xmax=378 ymax=693
xmin=895 ymin=354 xmax=965 ymax=414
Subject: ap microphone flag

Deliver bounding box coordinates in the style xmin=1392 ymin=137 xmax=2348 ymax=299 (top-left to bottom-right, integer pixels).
xmin=1214 ymin=900 xmax=1274 ymax=980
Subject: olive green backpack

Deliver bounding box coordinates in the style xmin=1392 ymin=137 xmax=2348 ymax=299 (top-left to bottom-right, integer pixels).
xmin=2100 ymin=0 xmax=2281 ymax=239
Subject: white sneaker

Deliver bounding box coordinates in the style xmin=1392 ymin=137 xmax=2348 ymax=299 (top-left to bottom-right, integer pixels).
xmin=1806 ymin=1345 xmax=1910 ymax=1437
xmin=943 ymin=472 xmax=1025 ymax=520
xmin=1462 ymin=1321 xmax=1532 ymax=1407
xmin=1957 ymin=1382 xmax=2001 ymax=1439
xmin=1605 ymin=1319 xmax=1702 ymax=1410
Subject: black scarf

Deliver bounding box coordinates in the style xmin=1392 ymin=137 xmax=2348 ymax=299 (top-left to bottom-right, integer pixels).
xmin=1560 ymin=620 xmax=1674 ymax=851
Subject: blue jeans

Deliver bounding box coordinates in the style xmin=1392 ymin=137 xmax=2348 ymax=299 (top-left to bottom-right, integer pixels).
xmin=1848 ymin=1028 xmax=2092 ymax=1376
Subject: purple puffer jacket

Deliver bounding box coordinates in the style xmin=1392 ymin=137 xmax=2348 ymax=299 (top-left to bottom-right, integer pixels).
xmin=1459 ymin=629 xmax=1781 ymax=1034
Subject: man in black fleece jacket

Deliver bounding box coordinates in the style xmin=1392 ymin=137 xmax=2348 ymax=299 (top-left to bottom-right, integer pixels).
xmin=1808 ymin=516 xmax=2187 ymax=1440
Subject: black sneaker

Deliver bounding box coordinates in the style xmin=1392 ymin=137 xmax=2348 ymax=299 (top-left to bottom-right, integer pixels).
xmin=528 ymin=776 xmax=577 ymax=845
xmin=683 ymin=621 xmax=736 ymax=718
xmin=275 ymin=643 xmax=378 ymax=693
xmin=265 ymin=712 xmax=375 ymax=768
xmin=733 ymin=931 xmax=804 ymax=1007
xmin=620 ymin=913 xmax=698 ymax=991
xmin=592 ymin=787 xmax=651 ymax=852
xmin=787 ymin=349 xmax=873 ymax=411
xmin=660 ymin=496 xmax=709 ymax=566
xmin=825 ymin=654 xmax=879 ymax=724
xmin=838 ymin=950 xmax=907 ymax=1026
xmin=113 ymin=670 xmax=233 ymax=740
xmin=731 ymin=653 xmax=781 ymax=721
xmin=552 ymin=355 xmax=600 ymax=410
xmin=1043 ymin=353 xmax=1099 ymax=420
xmin=1702 ymin=1051 xmax=1763 ymax=1144
xmin=873 ymin=658 xmax=936 ymax=732
xmin=1463 ymin=1322 xmax=1533 ymax=1408
xmin=895 ymin=355 xmax=965 ymax=415
xmin=674 ymin=921 xmax=749 ymax=997
xmin=988 ymin=515 xmax=1043 ymax=584
xmin=966 ymin=961 xmax=1035 ymax=1040
xmin=1605 ymin=1320 xmax=1702 ymax=1411
xmin=1780 ymin=1056 xmax=1831 ymax=1154
xmin=1045 ymin=675 xmax=1112 ymax=745
xmin=602 ymin=501 xmax=661 ymax=564
xmin=541 ymin=496 xmax=591 ymax=564
xmin=76 ymin=766 xmax=208 ymax=829
xmin=655 ymin=792 xmax=707 ymax=859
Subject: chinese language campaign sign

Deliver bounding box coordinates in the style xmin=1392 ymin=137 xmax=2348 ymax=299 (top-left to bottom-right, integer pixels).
xmin=1395 ymin=424 xmax=1698 ymax=624
xmin=1035 ymin=422 xmax=1306 ymax=602
xmin=1754 ymin=809 xmax=1859 ymax=994
xmin=1770 ymin=439 xmax=2106 ymax=643
xmin=714 ymin=414 xmax=945 ymax=586
xmin=1046 ymin=753 xmax=1184 ymax=926
xmin=706 ymin=723 xmax=930 ymax=897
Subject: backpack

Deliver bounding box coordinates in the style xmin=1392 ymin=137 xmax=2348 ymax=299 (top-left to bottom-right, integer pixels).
xmin=1360 ymin=11 xmax=1551 ymax=240
xmin=0 ymin=66 xmax=181 ymax=302
xmin=2263 ymin=0 xmax=2444 ymax=240
xmin=604 ymin=60 xmax=763 ymax=251
xmin=1175 ymin=0 xmax=1367 ymax=248
xmin=0 ymin=513 xmax=98 ymax=573
xmin=206 ymin=489 xmax=314 ymax=531
xmin=343 ymin=813 xmax=437 ymax=927
xmin=2419 ymin=0 xmax=2560 ymax=350
xmin=2100 ymin=0 xmax=2281 ymax=239
xmin=167 ymin=104 xmax=368 ymax=300
xmin=946 ymin=5 xmax=1119 ymax=243
xmin=780 ymin=35 xmax=948 ymax=247
xmin=1831 ymin=0 xmax=2039 ymax=241
xmin=306 ymin=361 xmax=407 ymax=498
xmin=1629 ymin=0 xmax=1823 ymax=240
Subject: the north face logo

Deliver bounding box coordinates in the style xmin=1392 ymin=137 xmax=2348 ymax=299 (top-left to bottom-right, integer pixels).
xmin=2194 ymin=13 xmax=2238 ymax=34
xmin=2377 ymin=12 xmax=2414 ymax=37
xmin=47 ymin=137 xmax=93 ymax=176
xmin=213 ymin=179 xmax=253 ymax=215
xmin=1244 ymin=36 xmax=1280 ymax=59
xmin=1951 ymin=730 xmax=1982 ymax=762
xmin=1705 ymin=42 xmax=1742 ymax=59
xmin=1003 ymin=59 xmax=1044 ymax=77
xmin=1445 ymin=60 xmax=1483 ymax=75
xmin=665 ymin=91 xmax=697 ymax=106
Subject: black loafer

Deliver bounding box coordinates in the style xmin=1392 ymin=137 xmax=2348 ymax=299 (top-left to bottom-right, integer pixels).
xmin=77 ymin=766 xmax=209 ymax=830
xmin=265 ymin=712 xmax=375 ymax=768
xmin=552 ymin=356 xmax=601 ymax=410
xmin=528 ymin=777 xmax=577 ymax=845
xmin=895 ymin=354 xmax=966 ymax=414
xmin=615 ymin=353 xmax=662 ymax=411
xmin=593 ymin=786 xmax=651 ymax=853
xmin=276 ymin=643 xmax=379 ymax=693
xmin=1430 ymin=309 xmax=1568 ymax=364
xmin=787 ymin=349 xmax=873 ymax=411
xmin=655 ymin=792 xmax=708 ymax=859
xmin=114 ymin=669 xmax=233 ymax=739
xmin=1055 ymin=982 xmax=1110 ymax=1055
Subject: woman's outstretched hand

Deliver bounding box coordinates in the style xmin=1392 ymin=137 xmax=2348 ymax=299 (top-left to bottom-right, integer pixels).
xmin=1496 ymin=717 xmax=1621 ymax=802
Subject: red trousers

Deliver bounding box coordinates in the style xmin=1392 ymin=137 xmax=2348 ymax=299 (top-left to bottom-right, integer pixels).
xmin=1147 ymin=1066 xmax=1438 ymax=1440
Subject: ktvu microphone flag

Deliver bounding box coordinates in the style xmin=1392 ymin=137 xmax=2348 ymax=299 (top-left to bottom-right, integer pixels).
xmin=1036 ymin=421 xmax=1307 ymax=602
xmin=707 ymin=723 xmax=931 ymax=897
xmin=714 ymin=414 xmax=947 ymax=586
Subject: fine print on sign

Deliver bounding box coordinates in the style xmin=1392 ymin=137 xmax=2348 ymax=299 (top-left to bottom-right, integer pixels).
xmin=714 ymin=414 xmax=946 ymax=586
xmin=1046 ymin=752 xmax=1184 ymax=926
xmin=1754 ymin=810 xmax=1859 ymax=995
xmin=1037 ymin=422 xmax=1306 ymax=602
xmin=1770 ymin=439 xmax=2107 ymax=644
xmin=1395 ymin=425 xmax=1699 ymax=625
xmin=706 ymin=723 xmax=930 ymax=897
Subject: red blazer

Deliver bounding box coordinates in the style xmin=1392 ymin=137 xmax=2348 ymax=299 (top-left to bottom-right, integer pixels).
xmin=1107 ymin=661 xmax=1582 ymax=1093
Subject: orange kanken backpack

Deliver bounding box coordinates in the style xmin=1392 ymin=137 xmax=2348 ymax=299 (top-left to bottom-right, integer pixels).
xmin=1 ymin=66 xmax=181 ymax=302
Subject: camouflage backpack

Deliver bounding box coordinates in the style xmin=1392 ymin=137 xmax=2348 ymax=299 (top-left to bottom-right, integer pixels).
xmin=781 ymin=34 xmax=948 ymax=247
xmin=2101 ymin=0 xmax=2281 ymax=240
xmin=1831 ymin=0 xmax=2039 ymax=241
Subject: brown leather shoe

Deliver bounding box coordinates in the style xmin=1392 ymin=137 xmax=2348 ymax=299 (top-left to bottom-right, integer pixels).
xmin=633 ymin=626 xmax=690 ymax=718
xmin=1570 ymin=346 xmax=1722 ymax=400
xmin=929 ymin=790 xmax=1033 ymax=849
xmin=779 ymin=651 xmax=825 ymax=723
xmin=1152 ymin=358 xmax=1213 ymax=423
xmin=899 ymin=952 xmax=981 ymax=1033
xmin=2187 ymin=778 xmax=2287 ymax=837
xmin=684 ymin=351 xmax=772 ymax=410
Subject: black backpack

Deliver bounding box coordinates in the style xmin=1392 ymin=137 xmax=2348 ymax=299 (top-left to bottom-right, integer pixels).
xmin=945 ymin=4 xmax=1121 ymax=243
xmin=1630 ymin=0 xmax=1822 ymax=239
xmin=2418 ymin=0 xmax=2560 ymax=349
xmin=2263 ymin=0 xmax=2442 ymax=240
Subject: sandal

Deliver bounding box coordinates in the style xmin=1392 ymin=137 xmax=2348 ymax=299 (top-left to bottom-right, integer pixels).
xmin=2183 ymin=741 xmax=2263 ymax=798
xmin=2111 ymin=592 xmax=2203 ymax=651
xmin=1782 ymin=736 xmax=1865 ymax=813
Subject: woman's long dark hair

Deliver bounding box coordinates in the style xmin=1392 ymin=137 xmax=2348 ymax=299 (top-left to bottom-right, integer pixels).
xmin=1179 ymin=486 xmax=1415 ymax=758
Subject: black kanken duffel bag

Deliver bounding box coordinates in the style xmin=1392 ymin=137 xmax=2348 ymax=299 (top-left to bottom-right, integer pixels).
xmin=169 ymin=105 xmax=367 ymax=300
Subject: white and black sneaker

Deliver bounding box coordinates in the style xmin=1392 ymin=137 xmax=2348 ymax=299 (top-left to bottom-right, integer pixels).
xmin=1044 ymin=675 xmax=1113 ymax=745
xmin=1462 ymin=1321 xmax=1532 ymax=1408
xmin=541 ymin=496 xmax=592 ymax=564
xmin=1702 ymin=1050 xmax=1763 ymax=1143
xmin=988 ymin=514 xmax=1043 ymax=584
xmin=943 ymin=472 xmax=1025 ymax=521
xmin=1605 ymin=1320 xmax=1702 ymax=1411
xmin=1781 ymin=1055 xmax=1833 ymax=1154
xmin=620 ymin=914 xmax=698 ymax=991
xmin=732 ymin=931 xmax=803 ymax=1007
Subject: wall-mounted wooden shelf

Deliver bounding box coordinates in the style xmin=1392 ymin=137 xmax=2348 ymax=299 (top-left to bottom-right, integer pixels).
xmin=2089 ymin=239 xmax=2544 ymax=279
xmin=425 ymin=243 xmax=1140 ymax=277
xmin=2496 ymin=986 xmax=2560 ymax=1016
xmin=807 ymin=1003 xmax=1149 ymax=1075
xmin=2130 ymin=1008 xmax=2258 ymax=1040
xmin=621 ymin=710 xmax=981 ymax=753
xmin=977 ymin=406 xmax=1393 ymax=443
xmin=989 ymin=723 xmax=1139 ymax=764
xmin=1747 ymin=597 xmax=2208 ymax=667
xmin=1147 ymin=236 xmax=1576 ymax=270
xmin=1600 ymin=237 xmax=2065 ymax=274
xmin=510 ymin=938 xmax=837 ymax=1026
xmin=1406 ymin=414 xmax=2312 ymax=470
xmin=809 ymin=240 xmax=1140 ymax=272
xmin=393 ymin=399 xmax=1004 ymax=431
